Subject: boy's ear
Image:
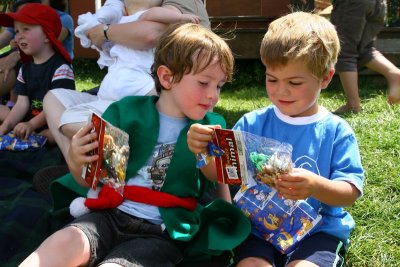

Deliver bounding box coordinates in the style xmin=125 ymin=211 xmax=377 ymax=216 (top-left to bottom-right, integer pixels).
xmin=321 ymin=68 xmax=335 ymax=90
xmin=157 ymin=65 xmax=173 ymax=90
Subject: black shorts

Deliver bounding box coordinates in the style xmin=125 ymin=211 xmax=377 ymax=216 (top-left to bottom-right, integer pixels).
xmin=69 ymin=209 xmax=183 ymax=267
xmin=233 ymin=232 xmax=346 ymax=267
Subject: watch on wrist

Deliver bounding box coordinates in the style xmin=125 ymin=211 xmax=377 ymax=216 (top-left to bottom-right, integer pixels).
xmin=103 ymin=24 xmax=110 ymax=41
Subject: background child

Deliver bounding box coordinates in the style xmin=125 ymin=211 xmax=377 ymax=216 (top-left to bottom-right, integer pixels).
xmin=0 ymin=3 xmax=74 ymax=143
xmin=45 ymin=0 xmax=201 ymax=161
xmin=331 ymin=0 xmax=400 ymax=113
xmin=187 ymin=12 xmax=364 ymax=267
xmin=0 ymin=0 xmax=41 ymax=99
xmin=0 ymin=0 xmax=74 ymax=112
xmin=20 ymin=23 xmax=250 ymax=266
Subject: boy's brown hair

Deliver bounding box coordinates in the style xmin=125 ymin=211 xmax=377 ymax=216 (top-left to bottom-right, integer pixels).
xmin=260 ymin=12 xmax=340 ymax=80
xmin=152 ymin=23 xmax=234 ymax=94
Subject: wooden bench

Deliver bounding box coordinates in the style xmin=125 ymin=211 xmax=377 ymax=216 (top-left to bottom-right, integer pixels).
xmin=210 ymin=15 xmax=400 ymax=67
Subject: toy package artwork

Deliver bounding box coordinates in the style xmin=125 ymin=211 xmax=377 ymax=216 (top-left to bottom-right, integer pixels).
xmin=82 ymin=113 xmax=129 ymax=194
xmin=211 ymin=128 xmax=293 ymax=186
xmin=0 ymin=131 xmax=47 ymax=151
xmin=202 ymin=128 xmax=321 ymax=254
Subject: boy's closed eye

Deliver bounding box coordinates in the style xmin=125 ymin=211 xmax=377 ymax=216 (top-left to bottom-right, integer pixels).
xmin=289 ymin=81 xmax=303 ymax=86
xmin=198 ymin=81 xmax=208 ymax=87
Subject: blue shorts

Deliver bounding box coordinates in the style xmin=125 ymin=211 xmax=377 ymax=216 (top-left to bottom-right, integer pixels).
xmin=233 ymin=232 xmax=345 ymax=267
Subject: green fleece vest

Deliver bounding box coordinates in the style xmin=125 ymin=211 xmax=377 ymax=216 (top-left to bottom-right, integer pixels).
xmin=51 ymin=96 xmax=250 ymax=259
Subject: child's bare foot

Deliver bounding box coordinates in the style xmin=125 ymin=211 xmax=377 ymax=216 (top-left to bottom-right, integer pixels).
xmin=387 ymin=83 xmax=400 ymax=105
xmin=387 ymin=73 xmax=400 ymax=105
xmin=333 ymin=104 xmax=361 ymax=115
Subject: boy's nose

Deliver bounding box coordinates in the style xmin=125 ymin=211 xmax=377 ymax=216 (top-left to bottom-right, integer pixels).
xmin=207 ymin=87 xmax=219 ymax=100
xmin=276 ymin=83 xmax=290 ymax=96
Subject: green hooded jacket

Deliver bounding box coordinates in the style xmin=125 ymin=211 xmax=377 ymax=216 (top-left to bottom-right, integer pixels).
xmin=50 ymin=96 xmax=250 ymax=260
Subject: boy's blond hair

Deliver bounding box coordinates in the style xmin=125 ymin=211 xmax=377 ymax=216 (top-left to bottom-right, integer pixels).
xmin=260 ymin=12 xmax=340 ymax=79
xmin=152 ymin=23 xmax=234 ymax=94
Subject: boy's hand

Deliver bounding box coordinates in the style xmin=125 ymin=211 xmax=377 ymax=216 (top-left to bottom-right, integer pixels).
xmin=0 ymin=124 xmax=9 ymax=136
xmin=187 ymin=123 xmax=220 ymax=154
xmin=180 ymin=14 xmax=200 ymax=24
xmin=67 ymin=123 xmax=99 ymax=172
xmin=275 ymin=168 xmax=318 ymax=200
xmin=13 ymin=121 xmax=34 ymax=140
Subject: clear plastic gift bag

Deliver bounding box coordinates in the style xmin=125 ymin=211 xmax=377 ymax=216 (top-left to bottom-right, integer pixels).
xmin=82 ymin=113 xmax=129 ymax=195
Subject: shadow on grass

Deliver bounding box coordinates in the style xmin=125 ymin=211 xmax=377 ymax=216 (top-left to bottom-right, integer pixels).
xmin=323 ymin=75 xmax=387 ymax=99
xmin=214 ymin=106 xmax=251 ymax=128
xmin=73 ymin=58 xmax=107 ymax=90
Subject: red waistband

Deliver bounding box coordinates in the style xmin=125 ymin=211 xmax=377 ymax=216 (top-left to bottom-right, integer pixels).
xmin=84 ymin=184 xmax=198 ymax=211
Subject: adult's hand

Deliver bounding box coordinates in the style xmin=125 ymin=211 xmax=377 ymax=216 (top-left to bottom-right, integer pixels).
xmin=86 ymin=24 xmax=106 ymax=48
xmin=0 ymin=51 xmax=20 ymax=82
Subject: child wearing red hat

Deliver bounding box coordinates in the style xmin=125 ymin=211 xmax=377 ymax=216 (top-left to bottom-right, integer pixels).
xmin=0 ymin=3 xmax=75 ymax=143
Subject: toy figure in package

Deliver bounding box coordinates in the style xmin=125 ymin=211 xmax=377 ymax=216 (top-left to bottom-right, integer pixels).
xmin=81 ymin=113 xmax=129 ymax=194
xmin=210 ymin=129 xmax=321 ymax=254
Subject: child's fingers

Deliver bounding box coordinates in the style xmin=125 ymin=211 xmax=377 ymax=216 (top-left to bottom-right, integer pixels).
xmin=188 ymin=139 xmax=209 ymax=154
xmin=75 ymin=123 xmax=95 ymax=137
xmin=72 ymin=124 xmax=97 ymax=145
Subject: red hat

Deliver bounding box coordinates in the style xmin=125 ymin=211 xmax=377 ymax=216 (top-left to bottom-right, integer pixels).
xmin=0 ymin=3 xmax=71 ymax=63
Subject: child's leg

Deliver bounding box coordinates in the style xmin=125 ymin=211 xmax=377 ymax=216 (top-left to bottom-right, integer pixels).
xmin=0 ymin=68 xmax=16 ymax=97
xmin=0 ymin=104 xmax=10 ymax=122
xmin=234 ymin=234 xmax=284 ymax=267
xmin=43 ymin=91 xmax=70 ymax=159
xmin=334 ymin=71 xmax=361 ymax=114
xmin=38 ymin=128 xmax=55 ymax=145
xmin=19 ymin=226 xmax=91 ymax=267
xmin=365 ymin=53 xmax=400 ymax=104
xmin=43 ymin=90 xmax=97 ymax=160
xmin=286 ymin=232 xmax=345 ymax=267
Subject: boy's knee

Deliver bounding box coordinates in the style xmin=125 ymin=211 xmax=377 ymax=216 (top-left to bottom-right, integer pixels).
xmin=236 ymin=257 xmax=272 ymax=267
xmin=60 ymin=122 xmax=85 ymax=138
xmin=48 ymin=226 xmax=87 ymax=248
xmin=43 ymin=91 xmax=56 ymax=110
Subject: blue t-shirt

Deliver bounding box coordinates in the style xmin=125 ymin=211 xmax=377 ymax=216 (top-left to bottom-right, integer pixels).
xmin=233 ymin=105 xmax=364 ymax=246
xmin=57 ymin=10 xmax=74 ymax=60
xmin=118 ymin=112 xmax=188 ymax=224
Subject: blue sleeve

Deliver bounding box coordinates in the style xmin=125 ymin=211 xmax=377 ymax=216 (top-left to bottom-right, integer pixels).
xmin=331 ymin=131 xmax=364 ymax=196
xmin=59 ymin=12 xmax=74 ymax=35
xmin=6 ymin=27 xmax=15 ymax=36
xmin=58 ymin=11 xmax=74 ymax=59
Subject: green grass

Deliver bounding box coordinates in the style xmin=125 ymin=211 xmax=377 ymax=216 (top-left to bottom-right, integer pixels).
xmin=74 ymin=58 xmax=400 ymax=266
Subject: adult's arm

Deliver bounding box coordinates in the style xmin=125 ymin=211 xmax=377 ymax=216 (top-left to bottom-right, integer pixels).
xmin=140 ymin=6 xmax=199 ymax=24
xmin=0 ymin=30 xmax=13 ymax=49
xmin=0 ymin=50 xmax=20 ymax=83
xmin=58 ymin=27 xmax=69 ymax=42
xmin=87 ymin=20 xmax=168 ymax=50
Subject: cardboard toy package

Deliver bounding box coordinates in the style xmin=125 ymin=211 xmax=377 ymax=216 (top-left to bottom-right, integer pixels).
xmin=82 ymin=112 xmax=129 ymax=193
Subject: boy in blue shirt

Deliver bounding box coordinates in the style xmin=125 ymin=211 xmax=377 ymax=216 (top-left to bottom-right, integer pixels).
xmin=187 ymin=12 xmax=364 ymax=267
